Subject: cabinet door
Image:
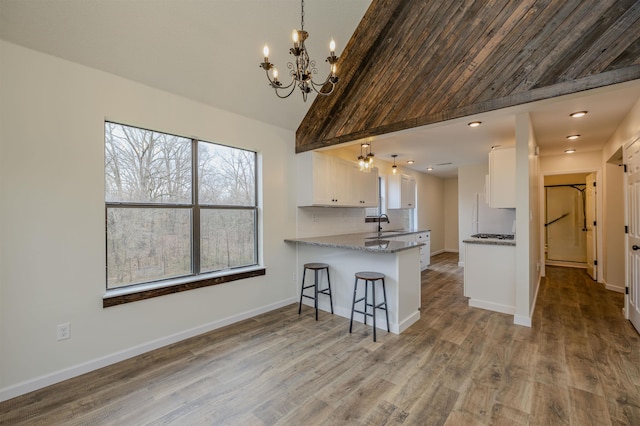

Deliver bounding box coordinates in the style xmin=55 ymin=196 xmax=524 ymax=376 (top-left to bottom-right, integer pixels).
xmin=416 ymin=232 xmax=430 ymax=268
xmin=311 ymin=153 xmax=334 ymax=205
xmin=401 ymin=175 xmax=416 ymax=209
xmin=359 ymin=168 xmax=379 ymax=206
xmin=331 ymin=158 xmax=353 ymax=206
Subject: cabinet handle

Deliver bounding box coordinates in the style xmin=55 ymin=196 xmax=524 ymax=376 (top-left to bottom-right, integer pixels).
xmin=633 ymin=245 xmax=640 ymax=251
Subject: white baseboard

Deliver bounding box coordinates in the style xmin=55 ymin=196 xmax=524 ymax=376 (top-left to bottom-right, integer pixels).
xmin=512 ymin=273 xmax=539 ymax=329
xmin=0 ymin=297 xmax=297 ymax=403
xmin=306 ymin=301 xmax=416 ymax=335
xmin=431 ymin=249 xmax=445 ymax=256
xmin=468 ymin=299 xmax=515 ymax=315
xmin=397 ymin=310 xmax=420 ymax=334
xmin=514 ymin=314 xmax=532 ymax=327
xmin=458 ymin=261 xmax=464 ymax=267
xmin=605 ymin=282 xmax=625 ymax=293
xmin=545 ymin=260 xmax=587 ymax=269
xmin=444 ymin=249 xmax=459 ymax=253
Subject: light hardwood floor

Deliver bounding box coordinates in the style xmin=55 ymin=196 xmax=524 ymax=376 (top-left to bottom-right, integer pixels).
xmin=2 ymin=253 xmax=639 ymax=425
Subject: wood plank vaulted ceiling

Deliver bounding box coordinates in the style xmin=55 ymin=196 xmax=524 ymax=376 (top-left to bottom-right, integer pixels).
xmin=296 ymin=0 xmax=640 ymax=152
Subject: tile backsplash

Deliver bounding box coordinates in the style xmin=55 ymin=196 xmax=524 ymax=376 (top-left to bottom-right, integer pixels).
xmin=296 ymin=207 xmax=408 ymax=238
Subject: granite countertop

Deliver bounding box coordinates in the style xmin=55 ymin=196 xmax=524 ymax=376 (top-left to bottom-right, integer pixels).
xmin=284 ymin=229 xmax=430 ymax=253
xmin=463 ymin=237 xmax=516 ymax=246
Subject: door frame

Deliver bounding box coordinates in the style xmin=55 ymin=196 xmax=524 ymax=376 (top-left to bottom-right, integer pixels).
xmin=539 ymin=168 xmax=603 ymax=283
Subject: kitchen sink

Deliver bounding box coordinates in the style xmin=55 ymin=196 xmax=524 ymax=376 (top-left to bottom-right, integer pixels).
xmin=365 ymin=229 xmax=405 ymax=239
xmin=365 ymin=239 xmax=391 ymax=248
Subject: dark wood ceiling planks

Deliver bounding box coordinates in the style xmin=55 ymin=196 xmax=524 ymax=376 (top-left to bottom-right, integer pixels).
xmin=296 ymin=0 xmax=640 ymax=152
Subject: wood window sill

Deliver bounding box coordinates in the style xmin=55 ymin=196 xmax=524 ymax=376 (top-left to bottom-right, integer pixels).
xmin=103 ymin=267 xmax=266 ymax=308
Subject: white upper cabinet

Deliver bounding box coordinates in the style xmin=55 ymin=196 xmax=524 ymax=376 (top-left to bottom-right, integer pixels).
xmin=487 ymin=146 xmax=516 ymax=208
xmin=297 ymin=151 xmax=379 ymax=207
xmin=352 ymin=165 xmax=379 ymax=206
xmin=388 ymin=173 xmax=416 ymax=209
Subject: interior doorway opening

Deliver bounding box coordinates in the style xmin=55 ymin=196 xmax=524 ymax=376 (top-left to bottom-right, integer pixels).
xmin=543 ymin=173 xmax=595 ymax=275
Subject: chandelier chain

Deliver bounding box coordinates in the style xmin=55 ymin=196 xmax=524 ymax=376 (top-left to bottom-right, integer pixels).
xmin=301 ymin=0 xmax=305 ymax=31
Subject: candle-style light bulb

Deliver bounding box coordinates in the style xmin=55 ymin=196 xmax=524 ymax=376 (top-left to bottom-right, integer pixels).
xmin=292 ymin=30 xmax=299 ymax=44
xmin=263 ymin=45 xmax=269 ymax=62
xmin=273 ymin=68 xmax=279 ymax=80
xmin=329 ymin=39 xmax=336 ymax=53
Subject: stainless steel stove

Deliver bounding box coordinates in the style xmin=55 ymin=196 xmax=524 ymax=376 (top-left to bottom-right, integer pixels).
xmin=470 ymin=233 xmax=515 ymax=240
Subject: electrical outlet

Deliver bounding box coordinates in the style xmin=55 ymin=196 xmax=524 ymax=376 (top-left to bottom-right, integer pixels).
xmin=57 ymin=323 xmax=70 ymax=341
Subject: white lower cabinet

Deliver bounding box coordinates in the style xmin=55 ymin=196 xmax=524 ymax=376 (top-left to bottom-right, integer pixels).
xmin=463 ymin=242 xmax=515 ymax=314
xmin=386 ymin=231 xmax=430 ymax=271
xmin=416 ymin=232 xmax=430 ymax=270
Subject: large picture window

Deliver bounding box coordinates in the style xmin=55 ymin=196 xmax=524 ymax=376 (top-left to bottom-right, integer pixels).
xmin=105 ymin=122 xmax=258 ymax=295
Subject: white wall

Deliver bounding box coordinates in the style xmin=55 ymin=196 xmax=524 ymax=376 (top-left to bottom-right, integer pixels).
xmin=603 ymin=160 xmax=625 ymax=292
xmin=514 ymin=113 xmax=541 ymax=326
xmin=414 ymin=169 xmax=445 ymax=253
xmin=601 ymin=96 xmax=640 ymax=294
xmin=444 ymin=178 xmax=459 ymax=252
xmin=603 ymin=96 xmax=640 ymax=161
xmin=0 ymin=41 xmax=298 ymax=400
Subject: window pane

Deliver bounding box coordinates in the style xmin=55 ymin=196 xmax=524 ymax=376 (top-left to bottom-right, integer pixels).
xmin=198 ymin=142 xmax=255 ymax=206
xmin=200 ymin=209 xmax=256 ymax=272
xmin=105 ymin=122 xmax=192 ymax=204
xmin=106 ymin=208 xmax=192 ymax=288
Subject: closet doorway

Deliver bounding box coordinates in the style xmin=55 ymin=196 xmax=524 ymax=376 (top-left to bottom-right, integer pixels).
xmin=544 ymin=172 xmax=597 ymax=279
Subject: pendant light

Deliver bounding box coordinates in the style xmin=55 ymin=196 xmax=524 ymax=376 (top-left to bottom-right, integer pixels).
xmin=391 ymin=154 xmax=398 ymax=174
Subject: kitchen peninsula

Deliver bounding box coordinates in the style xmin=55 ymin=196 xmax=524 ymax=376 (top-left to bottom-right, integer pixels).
xmin=285 ymin=230 xmax=425 ymax=334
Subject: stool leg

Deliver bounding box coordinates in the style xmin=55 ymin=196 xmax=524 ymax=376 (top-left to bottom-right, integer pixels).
xmin=349 ymin=277 xmax=358 ymax=333
xmin=314 ymin=269 xmax=319 ymax=321
xmin=382 ymin=278 xmax=390 ymax=332
xmin=372 ymin=280 xmax=377 ymax=342
xmin=364 ymin=280 xmax=369 ymax=326
xmin=298 ymin=267 xmax=307 ymax=315
xmin=326 ymin=267 xmax=334 ymax=314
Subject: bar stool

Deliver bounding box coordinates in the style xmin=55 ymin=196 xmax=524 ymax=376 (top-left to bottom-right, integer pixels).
xmin=298 ymin=263 xmax=334 ymax=320
xmin=350 ymin=271 xmax=390 ymax=342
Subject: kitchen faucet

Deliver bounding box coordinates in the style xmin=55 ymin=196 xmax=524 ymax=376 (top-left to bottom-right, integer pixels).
xmin=377 ymin=214 xmax=390 ymax=232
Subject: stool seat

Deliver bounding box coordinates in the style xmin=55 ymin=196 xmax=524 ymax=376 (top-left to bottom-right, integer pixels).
xmin=355 ymin=271 xmax=385 ymax=280
xmin=304 ymin=262 xmax=329 ymax=270
xmin=299 ymin=263 xmax=333 ymax=320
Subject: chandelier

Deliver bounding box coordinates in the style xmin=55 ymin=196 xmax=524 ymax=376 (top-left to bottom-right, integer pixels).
xmin=358 ymin=143 xmax=374 ymax=172
xmin=259 ymin=0 xmax=339 ymax=101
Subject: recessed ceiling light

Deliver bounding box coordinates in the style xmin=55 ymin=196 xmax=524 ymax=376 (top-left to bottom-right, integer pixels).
xmin=426 ymin=167 xmax=433 ymax=171
xmin=565 ymin=149 xmax=576 ymax=154
xmin=468 ymin=121 xmax=482 ymax=128
xmin=566 ymin=135 xmax=580 ymax=140
xmin=570 ymin=111 xmax=588 ymax=118
xmin=407 ymin=160 xmax=415 ymax=164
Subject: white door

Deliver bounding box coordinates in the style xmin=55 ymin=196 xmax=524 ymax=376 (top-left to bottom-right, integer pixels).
xmin=625 ymin=136 xmax=640 ymax=334
xmin=585 ymin=173 xmax=597 ymax=280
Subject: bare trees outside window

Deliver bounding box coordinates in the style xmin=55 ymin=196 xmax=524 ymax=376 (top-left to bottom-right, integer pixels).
xmin=105 ymin=122 xmax=258 ymax=290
